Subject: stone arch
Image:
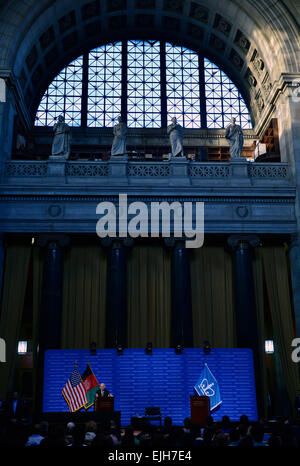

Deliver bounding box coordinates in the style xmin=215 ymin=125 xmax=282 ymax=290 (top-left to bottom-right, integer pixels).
xmin=0 ymin=0 xmax=299 ymax=128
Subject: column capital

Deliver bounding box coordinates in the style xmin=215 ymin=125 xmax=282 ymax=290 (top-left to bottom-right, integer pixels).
xmin=289 ymin=233 xmax=300 ymax=249
xmin=227 ymin=234 xmax=260 ymax=250
xmin=164 ymin=237 xmax=187 ymax=250
xmin=100 ymin=237 xmax=134 ymax=249
xmin=36 ymin=234 xmax=70 ymax=249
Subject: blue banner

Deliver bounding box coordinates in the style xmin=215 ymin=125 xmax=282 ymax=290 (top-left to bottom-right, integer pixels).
xmin=194 ymin=363 xmax=222 ymax=411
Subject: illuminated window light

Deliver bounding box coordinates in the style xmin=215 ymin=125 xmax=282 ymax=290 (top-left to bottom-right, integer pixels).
xmin=18 ymin=341 xmax=27 ymax=354
xmin=265 ymin=340 xmax=274 ymax=354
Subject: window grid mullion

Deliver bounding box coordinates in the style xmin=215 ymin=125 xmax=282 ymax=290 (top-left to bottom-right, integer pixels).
xmin=220 ymin=70 xmax=225 ymax=128
xmin=160 ymin=41 xmax=167 ymax=128
xmin=104 ymin=46 xmax=107 ymax=123
xmin=63 ymin=68 xmax=67 ymax=121
xmin=181 ymin=50 xmax=184 ymax=127
xmin=121 ymin=40 xmax=128 ymax=123
xmin=198 ymin=54 xmax=207 ymax=129
xmin=81 ymin=52 xmax=89 ymax=127
xmin=143 ymin=42 xmax=145 ymax=126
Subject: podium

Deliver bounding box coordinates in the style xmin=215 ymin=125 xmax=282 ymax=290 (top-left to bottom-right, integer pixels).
xmin=94 ymin=397 xmax=114 ymax=412
xmin=190 ymin=396 xmax=210 ymax=426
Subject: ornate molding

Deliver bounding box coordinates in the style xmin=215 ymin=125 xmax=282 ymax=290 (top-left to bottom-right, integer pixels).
xmin=248 ymin=164 xmax=288 ymax=179
xmin=66 ymin=163 xmax=109 ymax=177
xmin=127 ymin=164 xmax=170 ymax=177
xmin=36 ymin=233 xmax=70 ymax=248
xmin=0 ymin=194 xmax=295 ymax=204
xmin=5 ymin=162 xmax=48 ymax=177
xmin=189 ymin=164 xmax=230 ymax=178
xmin=227 ymin=234 xmax=260 ymax=250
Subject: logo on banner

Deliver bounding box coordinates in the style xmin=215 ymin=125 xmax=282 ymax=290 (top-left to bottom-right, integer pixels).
xmin=194 ymin=363 xmax=222 ymax=411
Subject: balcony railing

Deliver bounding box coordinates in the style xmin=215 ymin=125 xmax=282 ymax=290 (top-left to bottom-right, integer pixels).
xmin=2 ymin=159 xmax=291 ymax=188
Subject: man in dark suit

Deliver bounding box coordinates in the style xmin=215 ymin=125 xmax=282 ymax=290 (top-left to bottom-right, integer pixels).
xmin=95 ymin=383 xmax=112 ymax=399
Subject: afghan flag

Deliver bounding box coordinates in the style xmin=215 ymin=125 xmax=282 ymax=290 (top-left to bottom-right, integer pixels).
xmin=81 ymin=363 xmax=99 ymax=409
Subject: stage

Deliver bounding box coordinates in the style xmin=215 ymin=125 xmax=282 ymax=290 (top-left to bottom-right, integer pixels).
xmin=43 ymin=348 xmax=258 ymax=425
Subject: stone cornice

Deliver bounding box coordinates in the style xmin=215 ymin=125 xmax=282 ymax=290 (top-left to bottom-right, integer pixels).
xmin=0 ymin=68 xmax=32 ymax=129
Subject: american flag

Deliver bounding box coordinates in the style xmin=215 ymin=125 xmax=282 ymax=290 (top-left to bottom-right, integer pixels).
xmin=62 ymin=367 xmax=87 ymax=412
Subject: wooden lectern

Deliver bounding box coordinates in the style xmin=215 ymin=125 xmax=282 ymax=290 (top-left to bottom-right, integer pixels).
xmin=190 ymin=396 xmax=210 ymax=426
xmin=94 ymin=397 xmax=114 ymax=412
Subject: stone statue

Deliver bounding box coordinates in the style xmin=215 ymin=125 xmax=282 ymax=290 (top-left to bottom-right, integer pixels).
xmin=111 ymin=116 xmax=127 ymax=156
xmin=52 ymin=115 xmax=70 ymax=159
xmin=167 ymin=117 xmax=184 ymax=157
xmin=225 ymin=117 xmax=244 ymax=159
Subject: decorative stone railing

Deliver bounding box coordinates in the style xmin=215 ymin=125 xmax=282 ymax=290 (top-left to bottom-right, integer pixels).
xmin=66 ymin=162 xmax=109 ymax=177
xmin=2 ymin=159 xmax=291 ymax=187
xmin=189 ymin=164 xmax=230 ymax=178
xmin=247 ymin=164 xmax=288 ymax=179
xmin=5 ymin=161 xmax=48 ymax=177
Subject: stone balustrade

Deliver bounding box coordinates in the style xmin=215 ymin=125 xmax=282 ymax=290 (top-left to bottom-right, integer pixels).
xmin=2 ymin=157 xmax=291 ymax=188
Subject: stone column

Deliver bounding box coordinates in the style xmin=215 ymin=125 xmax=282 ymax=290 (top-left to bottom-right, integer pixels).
xmin=227 ymin=234 xmax=263 ymax=415
xmin=0 ymin=234 xmax=4 ymax=303
xmin=37 ymin=235 xmax=69 ymax=351
xmin=166 ymin=239 xmax=193 ymax=348
xmin=0 ymin=78 xmax=16 ymax=179
xmin=36 ymin=234 xmax=69 ymax=412
xmin=103 ymin=238 xmax=133 ymax=348
xmin=289 ymin=233 xmax=300 ymax=339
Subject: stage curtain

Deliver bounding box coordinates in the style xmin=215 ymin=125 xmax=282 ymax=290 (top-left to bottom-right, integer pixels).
xmin=0 ymin=245 xmax=31 ymax=399
xmin=190 ymin=247 xmax=235 ymax=347
xmin=61 ymin=246 xmax=107 ymax=349
xmin=127 ymin=245 xmax=171 ymax=347
xmin=260 ymin=247 xmax=300 ymax=408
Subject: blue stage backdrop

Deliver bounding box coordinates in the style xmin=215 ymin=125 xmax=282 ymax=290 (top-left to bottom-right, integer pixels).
xmin=43 ymin=348 xmax=257 ymax=425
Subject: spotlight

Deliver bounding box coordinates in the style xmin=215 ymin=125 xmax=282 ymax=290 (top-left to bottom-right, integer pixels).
xmin=116 ymin=344 xmax=123 ymax=355
xmin=203 ymin=340 xmax=211 ymax=355
xmin=90 ymin=342 xmax=97 ymax=356
xmin=175 ymin=344 xmax=183 ymax=355
xmin=145 ymin=342 xmax=152 ymax=355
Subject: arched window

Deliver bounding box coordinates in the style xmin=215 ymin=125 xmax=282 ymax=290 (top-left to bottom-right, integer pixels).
xmin=35 ymin=40 xmax=252 ymax=130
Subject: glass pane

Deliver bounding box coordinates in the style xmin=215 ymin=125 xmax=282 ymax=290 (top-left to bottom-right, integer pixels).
xmin=166 ymin=43 xmax=201 ymax=128
xmin=127 ymin=40 xmax=161 ymax=128
xmin=35 ymin=57 xmax=83 ymax=127
xmin=87 ymin=42 xmax=122 ymax=127
xmin=204 ymin=58 xmax=252 ymax=129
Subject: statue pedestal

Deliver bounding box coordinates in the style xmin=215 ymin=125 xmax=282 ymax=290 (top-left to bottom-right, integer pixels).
xmin=230 ymin=158 xmax=251 ymax=186
xmin=169 ymin=156 xmax=190 ymax=186
xmin=48 ymin=157 xmax=66 ymax=179
xmin=109 ymin=154 xmax=128 ymax=185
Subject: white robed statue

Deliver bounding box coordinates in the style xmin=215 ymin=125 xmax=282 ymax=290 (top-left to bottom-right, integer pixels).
xmin=225 ymin=117 xmax=244 ymax=159
xmin=111 ymin=116 xmax=127 ymax=156
xmin=51 ymin=115 xmax=70 ymax=159
xmin=167 ymin=117 xmax=184 ymax=157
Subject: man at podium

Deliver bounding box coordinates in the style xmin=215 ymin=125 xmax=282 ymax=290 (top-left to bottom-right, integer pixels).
xmin=94 ymin=383 xmax=114 ymax=412
xmin=95 ymin=382 xmax=113 ymax=399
